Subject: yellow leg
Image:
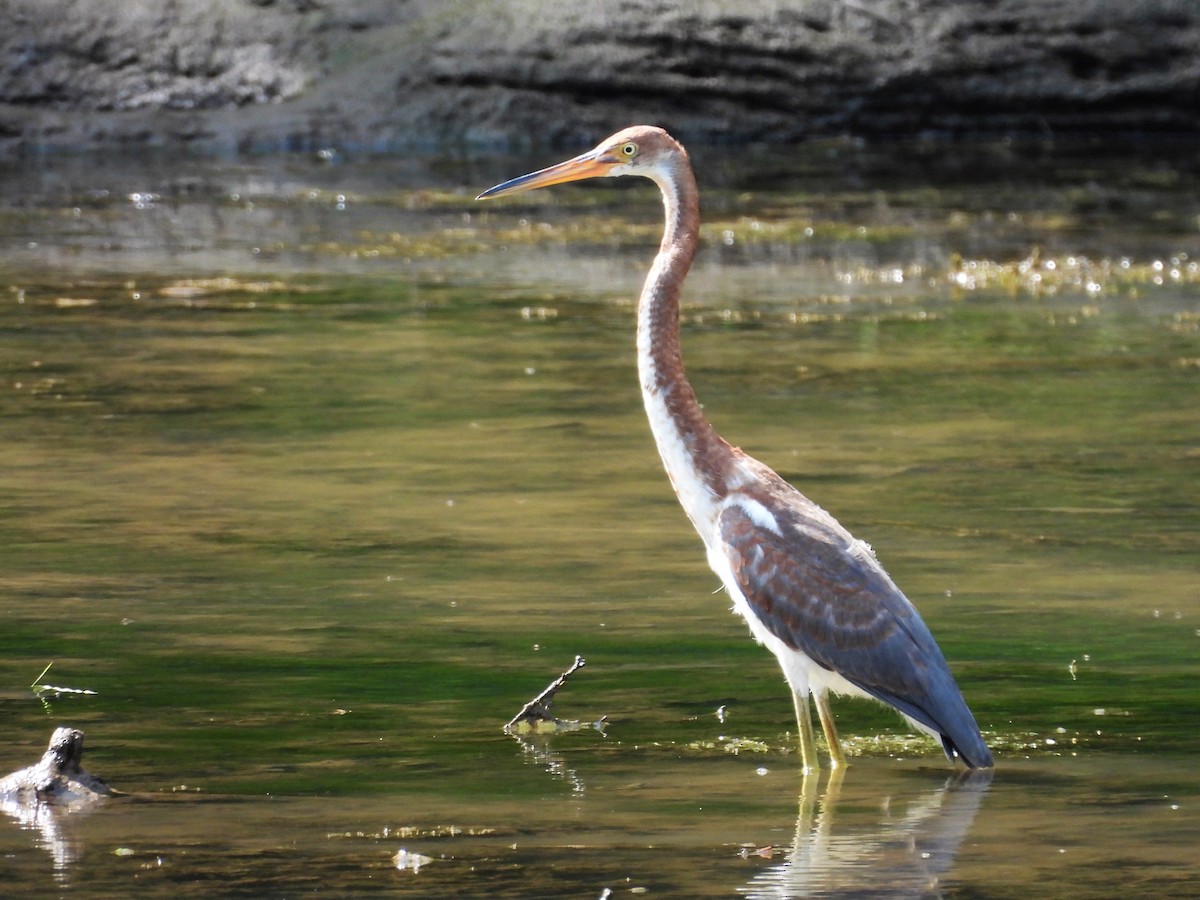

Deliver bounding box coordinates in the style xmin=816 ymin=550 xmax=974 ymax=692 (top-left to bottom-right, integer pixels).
xmin=792 ymin=690 xmax=819 ymax=773
xmin=814 ymin=691 xmax=846 ymax=770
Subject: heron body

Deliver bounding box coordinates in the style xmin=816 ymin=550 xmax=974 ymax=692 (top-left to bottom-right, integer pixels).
xmin=478 ymin=126 xmax=993 ymax=770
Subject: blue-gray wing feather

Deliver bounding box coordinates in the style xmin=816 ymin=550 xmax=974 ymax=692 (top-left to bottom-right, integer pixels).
xmin=717 ymin=499 xmax=992 ymax=767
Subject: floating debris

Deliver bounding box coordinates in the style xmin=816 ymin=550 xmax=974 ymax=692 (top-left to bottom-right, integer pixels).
xmin=30 ymin=663 xmax=97 ymax=713
xmin=158 ymin=277 xmax=300 ymax=299
xmin=127 ymin=192 xmax=158 ymax=209
xmin=738 ymin=845 xmax=777 ymax=860
xmin=688 ymin=735 xmax=772 ymax=755
xmin=393 ymin=848 xmax=432 ymax=872
xmin=944 ymin=249 xmax=1200 ymax=297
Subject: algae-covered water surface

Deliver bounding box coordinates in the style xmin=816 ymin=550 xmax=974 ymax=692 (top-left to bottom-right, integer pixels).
xmin=0 ymin=142 xmax=1197 ymax=896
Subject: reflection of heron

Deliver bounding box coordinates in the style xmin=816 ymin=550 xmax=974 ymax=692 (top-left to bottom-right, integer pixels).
xmin=740 ymin=767 xmax=993 ymax=898
xmin=479 ymin=126 xmax=993 ymax=771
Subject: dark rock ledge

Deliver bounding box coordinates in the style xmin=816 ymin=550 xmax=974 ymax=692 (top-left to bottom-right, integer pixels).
xmin=1 ymin=0 xmax=1197 ymax=154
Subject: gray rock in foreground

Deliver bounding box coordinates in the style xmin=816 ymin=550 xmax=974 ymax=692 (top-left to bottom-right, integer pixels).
xmin=0 ymin=727 xmax=113 ymax=808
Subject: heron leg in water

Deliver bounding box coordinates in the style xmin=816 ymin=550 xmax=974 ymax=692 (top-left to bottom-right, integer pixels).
xmin=815 ymin=691 xmax=846 ymax=769
xmin=791 ymin=690 xmax=819 ymax=773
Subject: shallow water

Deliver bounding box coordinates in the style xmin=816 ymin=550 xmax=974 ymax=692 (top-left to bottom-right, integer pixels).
xmin=0 ymin=141 xmax=1197 ymax=897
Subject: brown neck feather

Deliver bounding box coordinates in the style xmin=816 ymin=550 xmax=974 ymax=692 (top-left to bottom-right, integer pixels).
xmin=637 ymin=155 xmax=735 ymax=499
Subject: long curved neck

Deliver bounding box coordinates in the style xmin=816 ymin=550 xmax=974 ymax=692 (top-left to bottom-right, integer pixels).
xmin=637 ymin=159 xmax=735 ymax=528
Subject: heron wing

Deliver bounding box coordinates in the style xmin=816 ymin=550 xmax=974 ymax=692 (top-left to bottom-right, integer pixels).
xmin=716 ymin=498 xmax=963 ymax=736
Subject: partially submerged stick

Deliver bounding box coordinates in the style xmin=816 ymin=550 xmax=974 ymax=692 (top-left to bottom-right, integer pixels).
xmin=30 ymin=662 xmax=97 ymax=714
xmin=505 ymin=655 xmax=588 ymax=734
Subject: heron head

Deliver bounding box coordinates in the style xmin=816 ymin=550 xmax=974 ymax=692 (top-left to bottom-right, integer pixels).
xmin=476 ymin=125 xmax=684 ymax=200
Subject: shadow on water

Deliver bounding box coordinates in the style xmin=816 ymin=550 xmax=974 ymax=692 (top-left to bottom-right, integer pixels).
xmin=0 ymin=140 xmax=1197 ymax=896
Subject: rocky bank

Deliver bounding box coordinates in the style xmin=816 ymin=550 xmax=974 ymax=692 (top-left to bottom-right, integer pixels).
xmin=1 ymin=0 xmax=1197 ymax=154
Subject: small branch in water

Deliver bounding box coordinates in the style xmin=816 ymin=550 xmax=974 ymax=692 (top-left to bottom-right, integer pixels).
xmin=506 ymin=655 xmax=588 ymax=734
xmin=30 ymin=662 xmax=98 ymax=714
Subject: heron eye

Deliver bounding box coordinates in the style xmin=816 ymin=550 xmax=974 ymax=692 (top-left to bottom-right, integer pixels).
xmin=621 ymin=142 xmax=637 ymax=158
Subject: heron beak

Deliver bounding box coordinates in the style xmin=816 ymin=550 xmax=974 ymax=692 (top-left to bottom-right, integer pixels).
xmin=476 ymin=150 xmax=616 ymax=200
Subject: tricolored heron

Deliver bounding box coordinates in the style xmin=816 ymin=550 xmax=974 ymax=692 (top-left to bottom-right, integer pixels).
xmin=478 ymin=126 xmax=993 ymax=771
